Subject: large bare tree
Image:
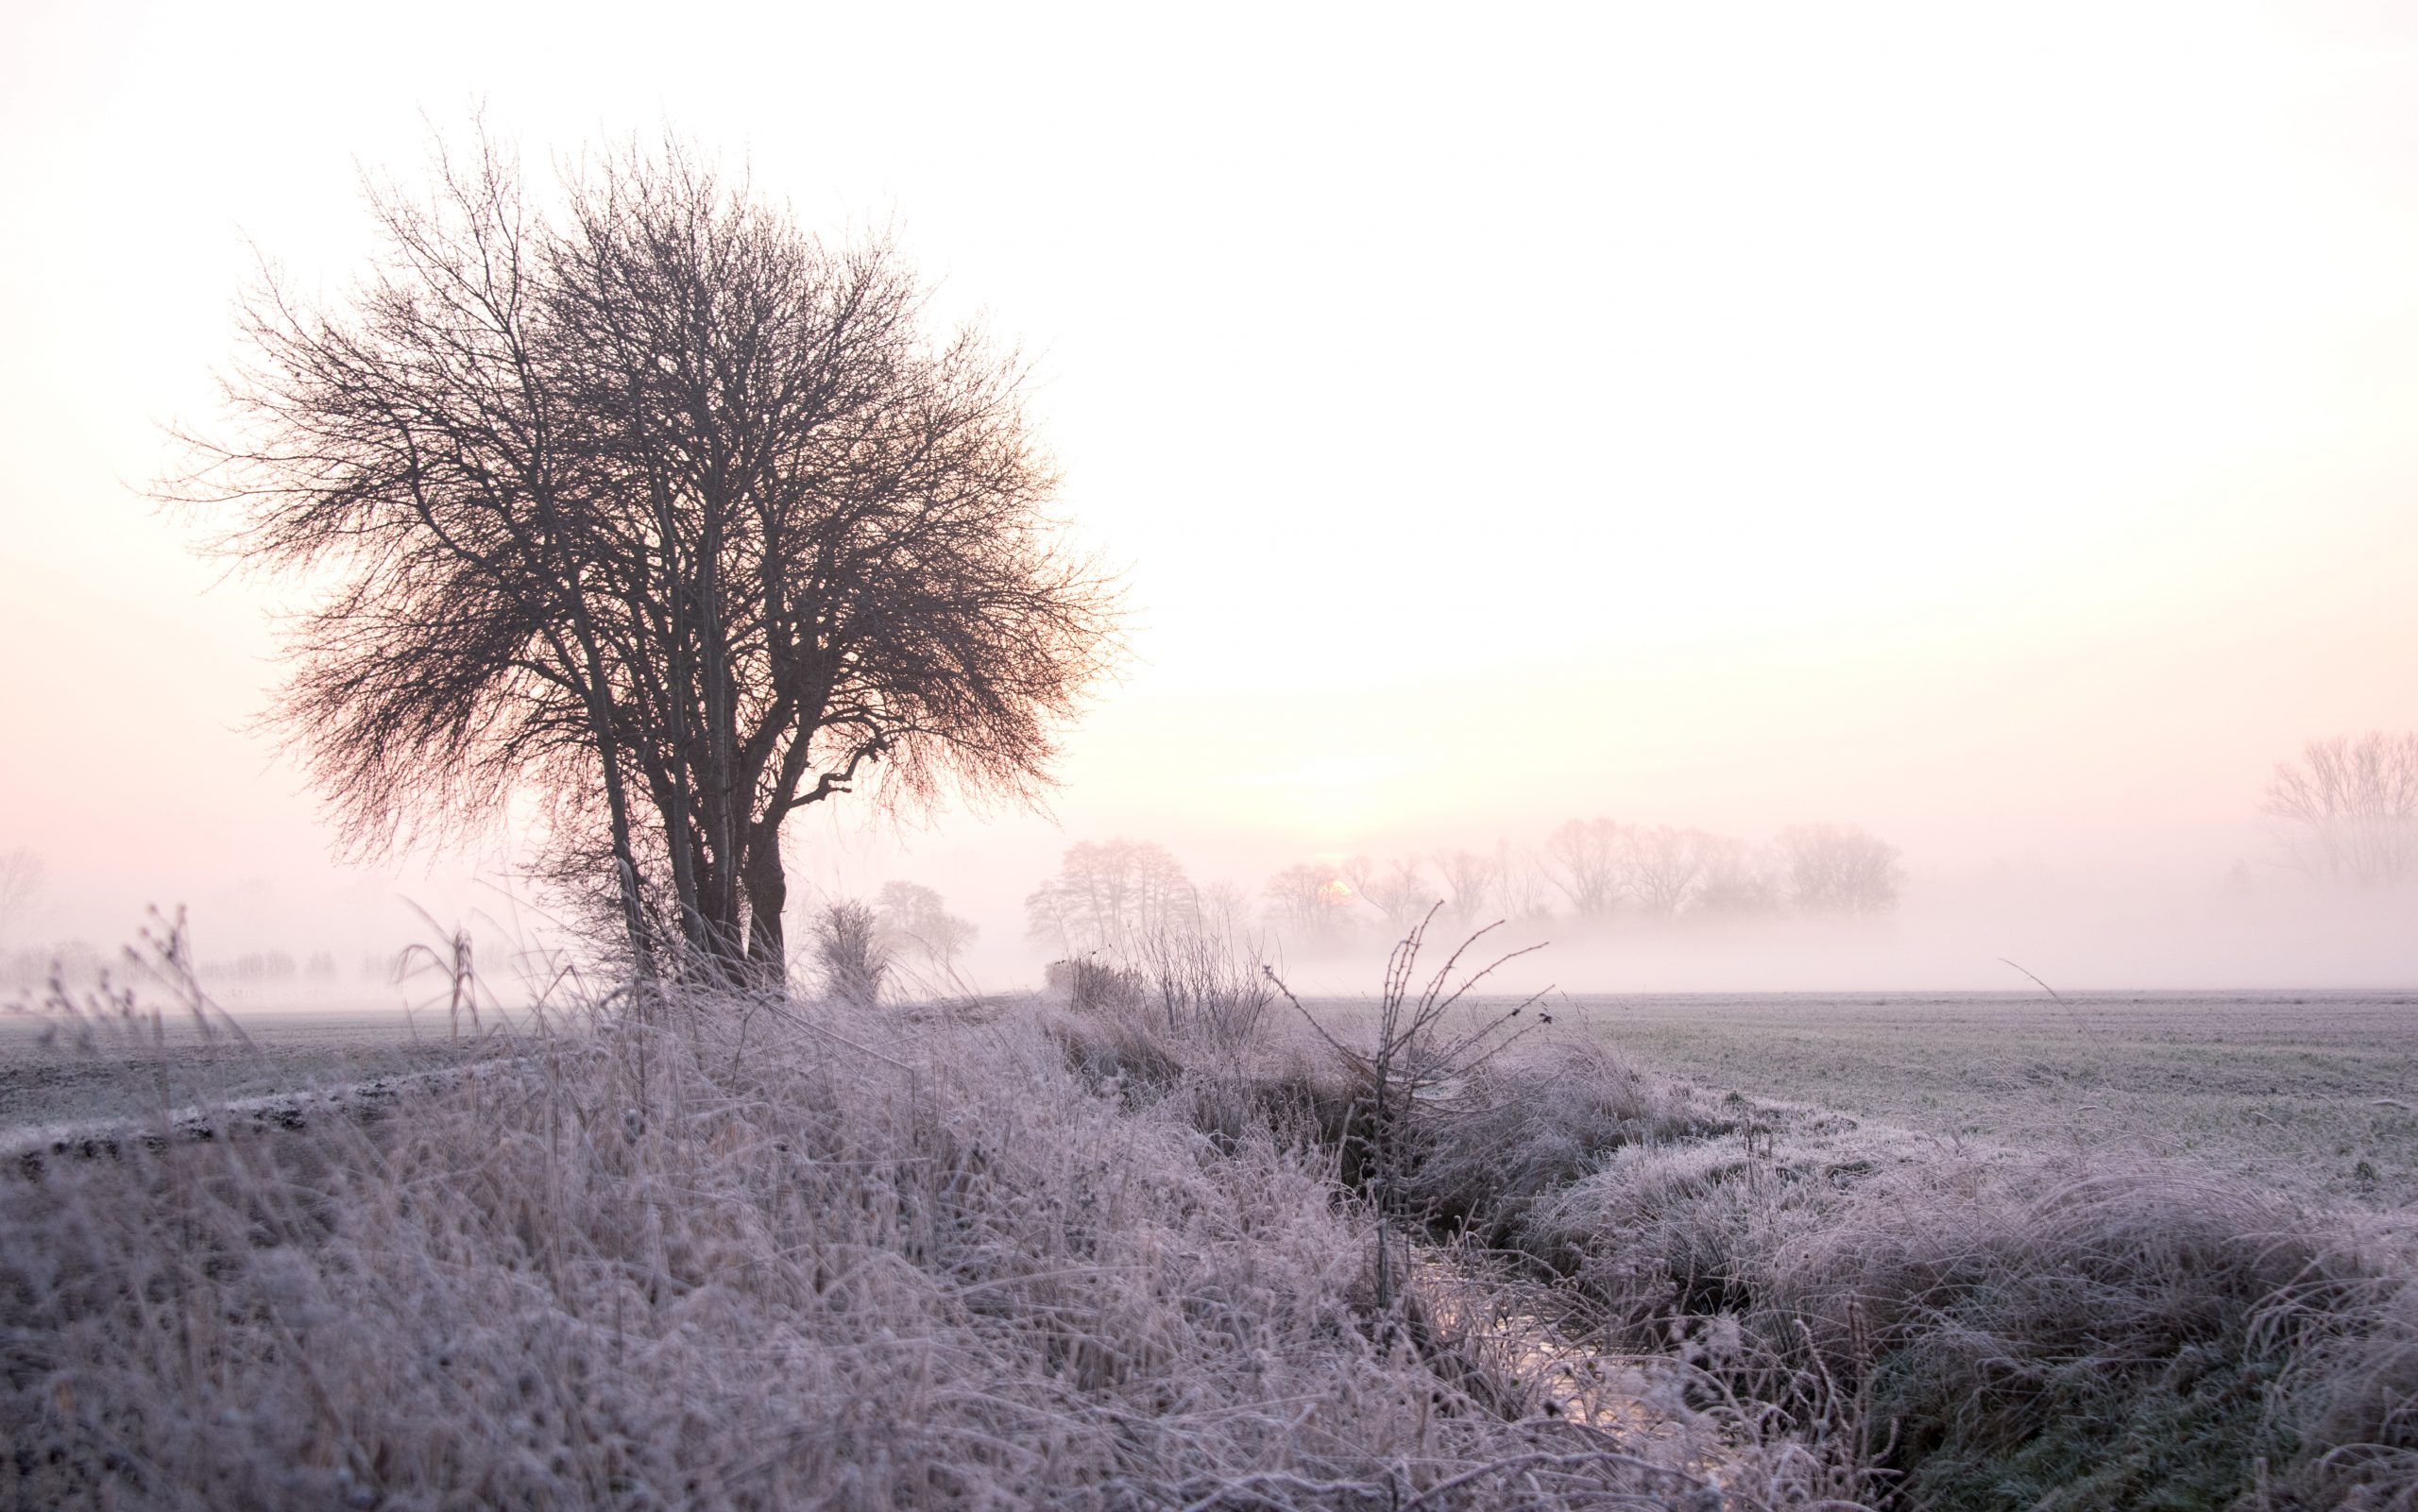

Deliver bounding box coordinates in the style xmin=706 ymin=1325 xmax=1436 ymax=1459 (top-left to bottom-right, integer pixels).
xmin=177 ymin=136 xmax=1118 ymax=984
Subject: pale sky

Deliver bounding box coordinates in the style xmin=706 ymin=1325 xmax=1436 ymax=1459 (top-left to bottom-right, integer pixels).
xmin=3 ymin=1 xmax=2415 ymax=992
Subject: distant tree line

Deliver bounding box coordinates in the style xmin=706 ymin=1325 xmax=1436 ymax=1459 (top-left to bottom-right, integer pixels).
xmin=1272 ymin=820 xmax=1905 ymax=944
xmin=1024 ymin=820 xmax=1906 ymax=962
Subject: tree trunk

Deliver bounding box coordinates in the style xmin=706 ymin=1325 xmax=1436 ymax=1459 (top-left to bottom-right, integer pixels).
xmin=570 ymin=653 xmax=653 ymax=981
xmin=544 ymin=593 xmax=656 ymax=983
xmin=741 ymin=821 xmax=789 ymax=991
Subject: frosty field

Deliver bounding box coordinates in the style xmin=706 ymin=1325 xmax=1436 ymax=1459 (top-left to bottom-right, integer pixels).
xmin=1571 ymin=990 xmax=2418 ymax=1205
xmin=0 ymin=1007 xmax=503 ymax=1134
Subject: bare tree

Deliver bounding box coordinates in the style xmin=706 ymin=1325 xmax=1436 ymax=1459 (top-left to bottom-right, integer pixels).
xmin=1621 ymin=824 xmax=1715 ymax=917
xmin=1024 ymin=840 xmax=1197 ymax=958
xmin=174 ymin=133 xmax=1118 ymax=987
xmin=2264 ymin=731 xmax=2418 ymax=889
xmin=1542 ymin=818 xmax=1626 ymax=922
xmin=875 ymin=881 xmax=977 ymax=970
xmin=1430 ymin=848 xmax=1498 ymax=927
xmin=1779 ymin=824 xmax=1904 ymax=918
xmin=1263 ymin=861 xmax=1355 ymax=945
xmin=1689 ymin=834 xmax=1781 ymax=916
xmin=1341 ymin=856 xmax=1435 ymax=935
xmin=1194 ymin=880 xmax=1254 ymax=945
xmin=1493 ymin=839 xmax=1556 ymax=925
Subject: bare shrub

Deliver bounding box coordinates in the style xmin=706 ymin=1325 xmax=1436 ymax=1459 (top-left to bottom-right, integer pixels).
xmin=809 ymin=899 xmax=890 ymax=1007
xmin=1060 ymin=953 xmax=1145 ymax=1014
xmin=1132 ymin=925 xmax=1274 ymax=1052
xmin=1041 ymin=930 xmax=1272 ymax=1099
xmin=1270 ymin=909 xmax=1545 ymax=1318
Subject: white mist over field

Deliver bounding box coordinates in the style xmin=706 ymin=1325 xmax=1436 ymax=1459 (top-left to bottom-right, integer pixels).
xmin=2 ymin=1 xmax=2415 ymax=994
xmin=779 ymin=827 xmax=2418 ymax=1000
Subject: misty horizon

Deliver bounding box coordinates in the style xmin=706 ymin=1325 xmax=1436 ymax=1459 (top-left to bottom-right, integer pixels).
xmin=4 ymin=2 xmax=2417 ymax=999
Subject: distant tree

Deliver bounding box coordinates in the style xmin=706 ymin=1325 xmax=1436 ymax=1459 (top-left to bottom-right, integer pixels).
xmin=1621 ymin=824 xmax=1715 ymax=917
xmin=2264 ymin=731 xmax=2418 ymax=889
xmin=1195 ymin=880 xmax=1254 ymax=943
xmin=876 ymin=881 xmax=978 ymax=969
xmin=1542 ymin=818 xmax=1626 ymax=921
xmin=1025 ymin=840 xmax=1197 ymax=957
xmin=1263 ymin=861 xmax=1356 ymax=944
xmin=1430 ymin=848 xmax=1499 ymax=927
xmin=1689 ymin=834 xmax=1782 ymax=916
xmin=5 ymin=939 xmax=102 ymax=991
xmin=1494 ymin=839 xmax=1557 ymax=924
xmin=1341 ymin=856 xmax=1436 ymax=935
xmin=175 ymin=131 xmax=1118 ymax=987
xmin=228 ymin=952 xmax=299 ymax=983
xmin=1779 ymin=824 xmax=1904 ymax=918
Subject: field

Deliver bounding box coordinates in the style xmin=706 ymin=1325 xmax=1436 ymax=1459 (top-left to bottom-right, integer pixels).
xmin=1572 ymin=991 xmax=2418 ymax=1206
xmin=0 ymin=1008 xmax=501 ymax=1136
xmin=5 ymin=975 xmax=2417 ymax=1510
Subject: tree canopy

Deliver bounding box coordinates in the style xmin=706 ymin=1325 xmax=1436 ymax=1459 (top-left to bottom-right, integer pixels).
xmin=179 ymin=136 xmax=1120 ymax=983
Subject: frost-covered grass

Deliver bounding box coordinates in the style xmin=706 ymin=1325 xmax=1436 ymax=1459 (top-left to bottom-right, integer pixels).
xmin=1060 ymin=987 xmax=2418 ymax=1510
xmin=1 ymin=980 xmax=1841 ymax=1512
xmin=11 ymin=966 xmax=2417 ymax=1510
